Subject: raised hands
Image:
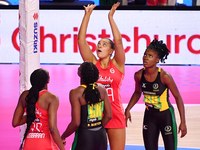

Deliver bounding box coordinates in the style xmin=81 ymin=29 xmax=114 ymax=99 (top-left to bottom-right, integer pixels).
xmin=109 ymin=2 xmax=120 ymax=18
xmin=83 ymin=4 xmax=97 ymax=15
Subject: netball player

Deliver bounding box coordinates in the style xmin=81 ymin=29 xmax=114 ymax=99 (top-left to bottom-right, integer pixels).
xmin=12 ymin=68 xmax=65 ymax=150
xmin=61 ymin=62 xmax=112 ymax=150
xmin=78 ymin=3 xmax=126 ymax=150
xmin=125 ymin=38 xmax=187 ymax=150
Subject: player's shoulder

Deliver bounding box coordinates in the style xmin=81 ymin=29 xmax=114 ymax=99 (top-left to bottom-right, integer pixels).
xmin=135 ymin=68 xmax=144 ymax=77
xmin=160 ymin=68 xmax=172 ymax=78
xmin=43 ymin=91 xmax=59 ymax=102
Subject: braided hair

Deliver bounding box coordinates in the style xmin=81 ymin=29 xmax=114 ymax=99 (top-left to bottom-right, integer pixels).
xmin=80 ymin=61 xmax=100 ymax=105
xmin=147 ymin=38 xmax=170 ymax=63
xmin=20 ymin=68 xmax=49 ymax=149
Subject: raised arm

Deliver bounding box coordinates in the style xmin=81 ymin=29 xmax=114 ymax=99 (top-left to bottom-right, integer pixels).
xmin=78 ymin=4 xmax=97 ymax=63
xmin=48 ymin=94 xmax=65 ymax=150
xmin=125 ymin=70 xmax=142 ymax=126
xmin=161 ymin=70 xmax=187 ymax=138
xmin=61 ymin=89 xmax=81 ymax=140
xmin=109 ymin=2 xmax=125 ymax=72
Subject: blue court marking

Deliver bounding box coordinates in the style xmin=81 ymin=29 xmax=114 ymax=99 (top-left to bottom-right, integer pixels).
xmin=108 ymin=145 xmax=200 ymax=150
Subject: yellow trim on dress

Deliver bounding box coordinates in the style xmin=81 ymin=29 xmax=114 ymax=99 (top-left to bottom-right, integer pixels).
xmin=81 ymin=85 xmax=87 ymax=88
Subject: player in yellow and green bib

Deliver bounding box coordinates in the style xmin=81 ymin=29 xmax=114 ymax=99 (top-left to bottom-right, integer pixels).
xmin=125 ymin=38 xmax=187 ymax=150
xmin=61 ymin=61 xmax=112 ymax=150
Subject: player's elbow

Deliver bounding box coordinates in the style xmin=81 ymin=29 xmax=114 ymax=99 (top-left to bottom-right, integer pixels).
xmin=49 ymin=124 xmax=58 ymax=135
xmin=106 ymin=112 xmax=112 ymax=122
xmin=78 ymin=36 xmax=84 ymax=44
xmin=12 ymin=122 xmax=18 ymax=128
xmin=72 ymin=120 xmax=80 ymax=129
xmin=108 ymin=113 xmax=112 ymax=121
xmin=12 ymin=119 xmax=19 ymax=128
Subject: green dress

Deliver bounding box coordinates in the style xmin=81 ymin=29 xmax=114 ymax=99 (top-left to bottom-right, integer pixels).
xmin=100 ymin=0 xmax=120 ymax=5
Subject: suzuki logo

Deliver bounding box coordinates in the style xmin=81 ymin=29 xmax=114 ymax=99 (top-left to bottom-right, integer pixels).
xmin=33 ymin=13 xmax=38 ymax=20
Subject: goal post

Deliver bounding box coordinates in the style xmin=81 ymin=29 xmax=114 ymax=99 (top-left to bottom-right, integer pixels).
xmin=19 ymin=0 xmax=40 ymax=143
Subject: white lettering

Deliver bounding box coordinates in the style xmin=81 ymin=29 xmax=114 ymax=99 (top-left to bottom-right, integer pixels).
xmin=98 ymin=75 xmax=113 ymax=83
xmin=27 ymin=133 xmax=45 ymax=138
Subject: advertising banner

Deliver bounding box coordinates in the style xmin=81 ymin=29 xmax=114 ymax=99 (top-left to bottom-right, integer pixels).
xmin=0 ymin=9 xmax=199 ymax=65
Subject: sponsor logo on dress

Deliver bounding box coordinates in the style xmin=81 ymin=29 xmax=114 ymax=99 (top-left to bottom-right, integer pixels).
xmin=88 ymin=118 xmax=98 ymax=122
xmin=110 ymin=68 xmax=115 ymax=74
xmin=153 ymin=83 xmax=159 ymax=92
xmin=142 ymin=83 xmax=146 ymax=88
xmin=35 ymin=108 xmax=42 ymax=117
xmin=143 ymin=125 xmax=148 ymax=130
xmin=103 ymin=84 xmax=111 ymax=88
xmin=27 ymin=133 xmax=45 ymax=138
xmin=164 ymin=125 xmax=172 ymax=135
xmin=98 ymin=75 xmax=113 ymax=83
xmin=143 ymin=91 xmax=156 ymax=95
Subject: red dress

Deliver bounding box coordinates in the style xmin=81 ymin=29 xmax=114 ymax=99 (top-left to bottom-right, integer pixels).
xmin=146 ymin=0 xmax=167 ymax=5
xmin=96 ymin=60 xmax=126 ymax=128
xmin=23 ymin=90 xmax=58 ymax=150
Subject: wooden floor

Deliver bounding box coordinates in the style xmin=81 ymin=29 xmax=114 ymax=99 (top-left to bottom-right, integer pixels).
xmin=126 ymin=105 xmax=200 ymax=148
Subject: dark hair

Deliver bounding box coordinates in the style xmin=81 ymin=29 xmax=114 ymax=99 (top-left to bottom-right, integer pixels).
xmin=107 ymin=38 xmax=115 ymax=50
xmin=80 ymin=61 xmax=100 ymax=105
xmin=20 ymin=68 xmax=49 ymax=149
xmin=147 ymin=38 xmax=170 ymax=63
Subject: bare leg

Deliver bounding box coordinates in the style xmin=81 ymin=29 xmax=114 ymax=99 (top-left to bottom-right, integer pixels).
xmin=106 ymin=128 xmax=126 ymax=150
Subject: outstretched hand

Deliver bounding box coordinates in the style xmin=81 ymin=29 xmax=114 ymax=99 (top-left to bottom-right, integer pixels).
xmin=109 ymin=2 xmax=120 ymax=17
xmin=83 ymin=4 xmax=97 ymax=15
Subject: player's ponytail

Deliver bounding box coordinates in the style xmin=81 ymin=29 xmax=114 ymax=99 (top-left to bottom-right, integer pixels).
xmin=80 ymin=61 xmax=101 ymax=105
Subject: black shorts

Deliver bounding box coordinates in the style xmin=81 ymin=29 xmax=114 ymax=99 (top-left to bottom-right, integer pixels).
xmin=71 ymin=127 xmax=107 ymax=150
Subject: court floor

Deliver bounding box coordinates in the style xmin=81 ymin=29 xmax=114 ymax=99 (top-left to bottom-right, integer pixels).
xmin=0 ymin=64 xmax=199 ymax=150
